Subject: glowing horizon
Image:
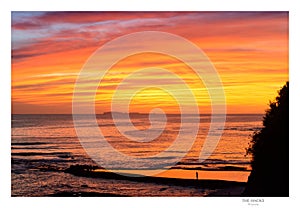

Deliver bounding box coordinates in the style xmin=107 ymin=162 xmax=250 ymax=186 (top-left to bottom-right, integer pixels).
xmin=11 ymin=12 xmax=288 ymax=114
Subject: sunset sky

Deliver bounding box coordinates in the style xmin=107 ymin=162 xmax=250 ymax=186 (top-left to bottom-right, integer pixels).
xmin=11 ymin=12 xmax=288 ymax=114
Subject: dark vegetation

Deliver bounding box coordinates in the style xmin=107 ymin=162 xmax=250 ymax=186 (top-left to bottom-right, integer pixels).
xmin=243 ymin=82 xmax=289 ymax=196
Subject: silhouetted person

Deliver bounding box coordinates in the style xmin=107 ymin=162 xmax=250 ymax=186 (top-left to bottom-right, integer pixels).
xmin=196 ymin=171 xmax=198 ymax=180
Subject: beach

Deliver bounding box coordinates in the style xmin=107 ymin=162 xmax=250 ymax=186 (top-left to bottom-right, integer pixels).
xmin=12 ymin=162 xmax=247 ymax=196
xmin=65 ymin=165 xmax=247 ymax=196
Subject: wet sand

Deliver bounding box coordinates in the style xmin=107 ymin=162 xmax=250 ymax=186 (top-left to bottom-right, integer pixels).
xmin=145 ymin=169 xmax=249 ymax=182
xmin=64 ymin=166 xmax=246 ymax=196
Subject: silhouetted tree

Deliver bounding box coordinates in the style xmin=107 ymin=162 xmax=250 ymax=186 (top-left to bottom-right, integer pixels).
xmin=243 ymin=82 xmax=289 ymax=196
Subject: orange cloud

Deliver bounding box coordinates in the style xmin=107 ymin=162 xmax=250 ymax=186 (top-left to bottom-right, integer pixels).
xmin=12 ymin=12 xmax=288 ymax=114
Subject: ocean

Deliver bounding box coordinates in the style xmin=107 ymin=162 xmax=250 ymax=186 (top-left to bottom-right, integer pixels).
xmin=11 ymin=114 xmax=263 ymax=196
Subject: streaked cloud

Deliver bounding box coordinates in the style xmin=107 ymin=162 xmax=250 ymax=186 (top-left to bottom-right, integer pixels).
xmin=11 ymin=12 xmax=288 ymax=114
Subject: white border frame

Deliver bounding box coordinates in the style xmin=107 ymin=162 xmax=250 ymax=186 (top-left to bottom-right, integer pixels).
xmin=2 ymin=1 xmax=299 ymax=207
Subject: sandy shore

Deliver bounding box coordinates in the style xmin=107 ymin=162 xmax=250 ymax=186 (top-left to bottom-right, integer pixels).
xmin=142 ymin=169 xmax=249 ymax=182
xmin=64 ymin=165 xmax=246 ymax=196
